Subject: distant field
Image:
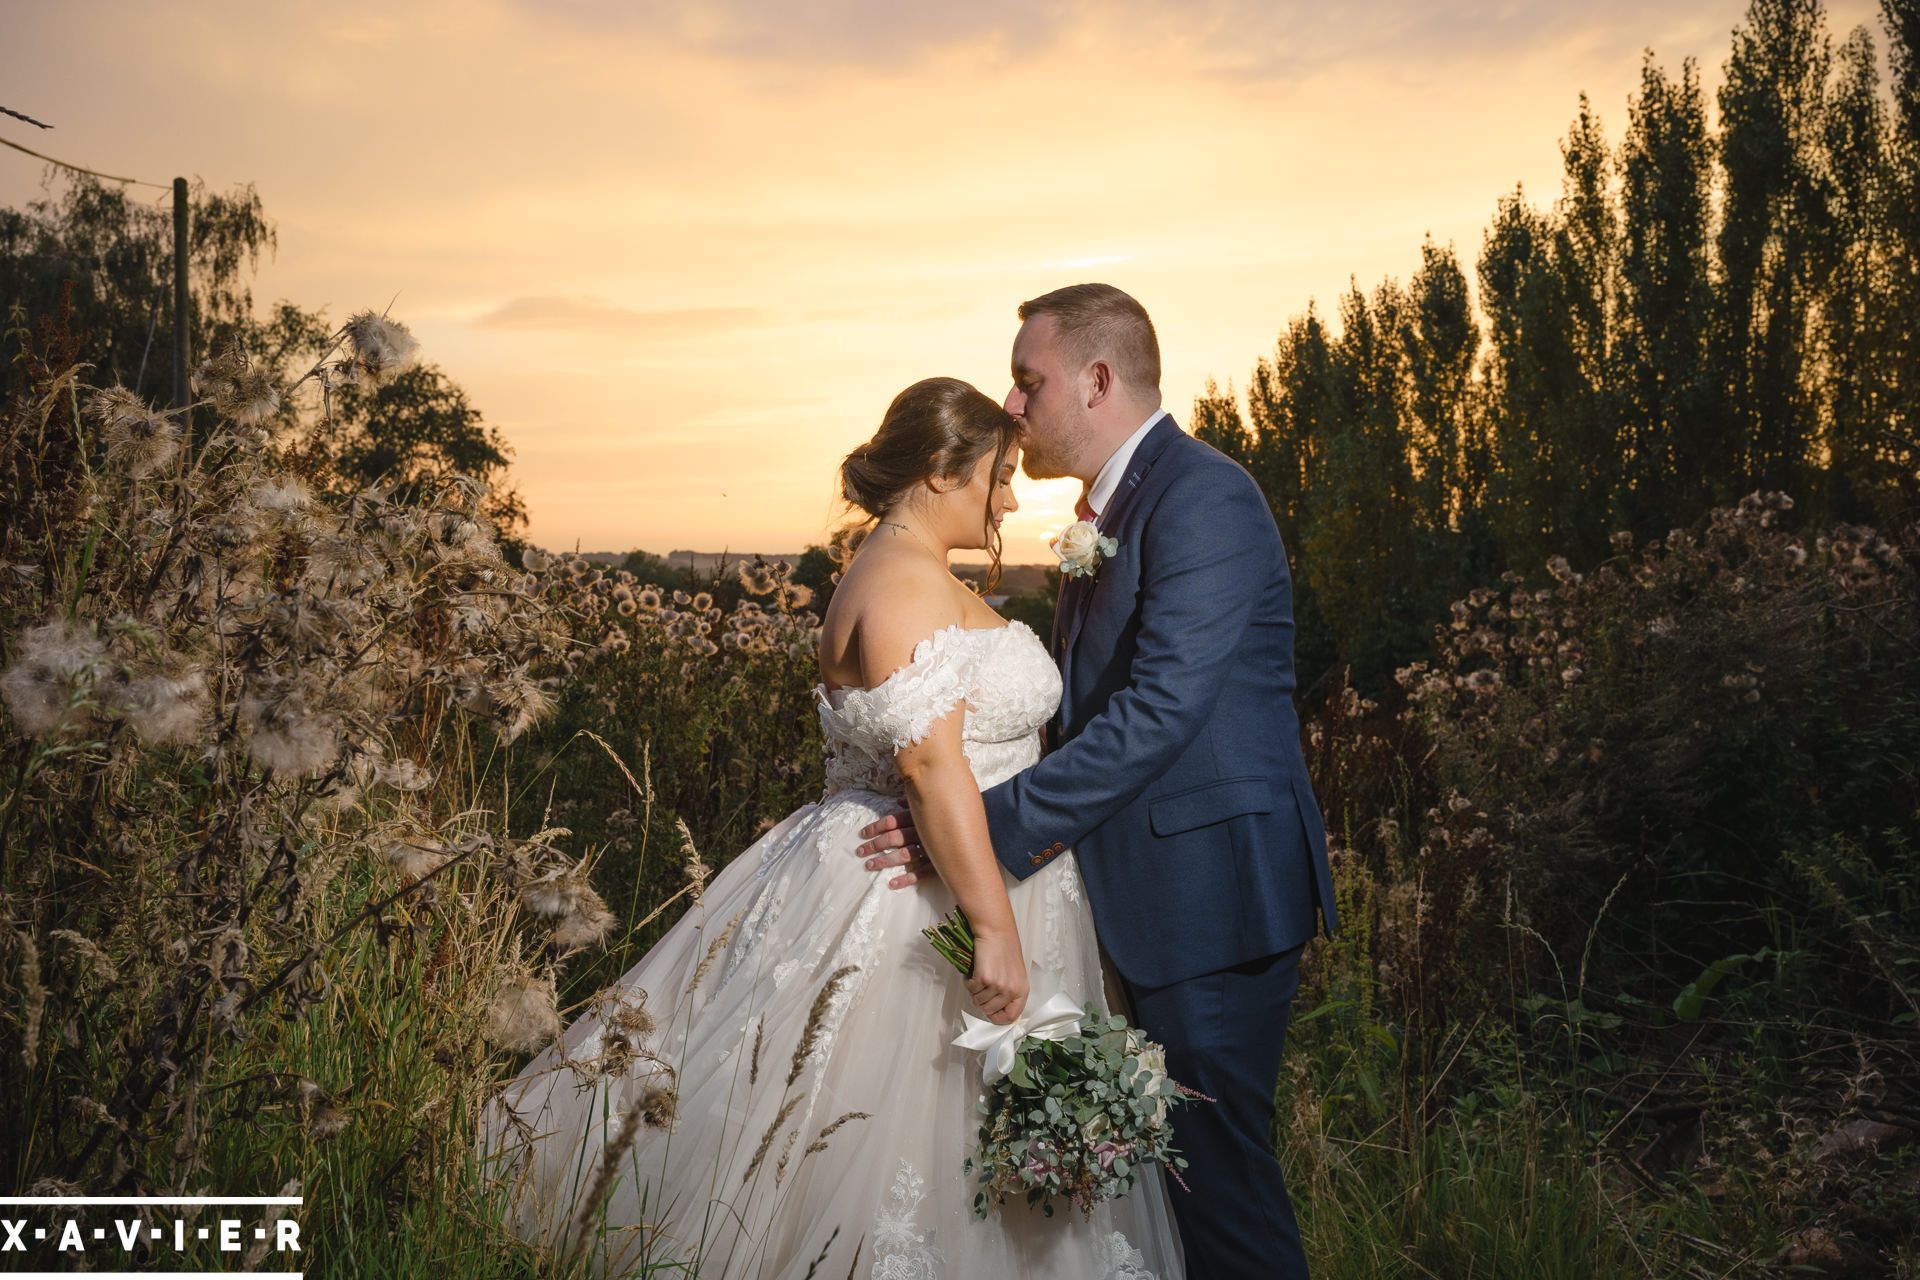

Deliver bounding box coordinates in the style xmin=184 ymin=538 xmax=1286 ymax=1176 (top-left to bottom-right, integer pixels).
xmin=576 ymin=548 xmax=1053 ymax=595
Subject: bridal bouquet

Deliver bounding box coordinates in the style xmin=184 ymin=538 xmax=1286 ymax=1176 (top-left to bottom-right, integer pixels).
xmin=924 ymin=906 xmax=1206 ymax=1220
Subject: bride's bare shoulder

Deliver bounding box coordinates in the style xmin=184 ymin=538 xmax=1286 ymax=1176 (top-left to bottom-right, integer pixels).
xmin=822 ymin=545 xmax=968 ymax=688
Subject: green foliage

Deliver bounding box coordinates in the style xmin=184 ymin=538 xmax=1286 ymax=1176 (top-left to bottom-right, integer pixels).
xmin=791 ymin=543 xmax=839 ymax=603
xmin=964 ymin=1008 xmax=1191 ymax=1221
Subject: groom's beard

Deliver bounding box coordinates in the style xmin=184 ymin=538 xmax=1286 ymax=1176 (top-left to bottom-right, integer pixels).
xmin=1018 ymin=413 xmax=1091 ymax=481
xmin=1021 ymin=449 xmax=1067 ymax=481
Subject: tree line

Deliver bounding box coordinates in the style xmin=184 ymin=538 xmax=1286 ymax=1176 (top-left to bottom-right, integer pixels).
xmin=1196 ymin=0 xmax=1920 ymax=696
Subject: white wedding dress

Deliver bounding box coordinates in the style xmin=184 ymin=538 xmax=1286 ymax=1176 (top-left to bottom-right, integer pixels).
xmin=476 ymin=619 xmax=1185 ymax=1279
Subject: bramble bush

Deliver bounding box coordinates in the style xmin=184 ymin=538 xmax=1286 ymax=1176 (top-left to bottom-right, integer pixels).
xmin=1288 ymin=489 xmax=1920 ymax=1274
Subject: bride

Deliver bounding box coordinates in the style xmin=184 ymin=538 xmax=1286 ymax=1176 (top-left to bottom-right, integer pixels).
xmin=476 ymin=377 xmax=1185 ymax=1279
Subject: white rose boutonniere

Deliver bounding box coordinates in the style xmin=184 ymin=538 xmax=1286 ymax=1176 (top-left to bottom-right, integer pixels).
xmin=1051 ymin=519 xmax=1119 ymax=579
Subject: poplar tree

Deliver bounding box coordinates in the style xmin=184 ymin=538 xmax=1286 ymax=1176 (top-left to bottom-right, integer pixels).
xmin=1815 ymin=26 xmax=1893 ymax=519
xmin=1717 ymin=0 xmax=1832 ymax=496
xmin=1618 ymin=52 xmax=1721 ymax=529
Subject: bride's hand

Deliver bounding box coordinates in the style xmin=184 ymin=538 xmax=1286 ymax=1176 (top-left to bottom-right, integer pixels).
xmin=965 ymin=929 xmax=1029 ymax=1026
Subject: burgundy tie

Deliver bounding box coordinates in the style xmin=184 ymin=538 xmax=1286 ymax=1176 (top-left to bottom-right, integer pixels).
xmin=1074 ymin=489 xmax=1096 ymax=523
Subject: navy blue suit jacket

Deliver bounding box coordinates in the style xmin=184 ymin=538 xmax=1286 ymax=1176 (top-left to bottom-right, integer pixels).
xmin=982 ymin=413 xmax=1338 ymax=989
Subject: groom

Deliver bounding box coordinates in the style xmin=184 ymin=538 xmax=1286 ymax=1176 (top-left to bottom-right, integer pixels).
xmin=859 ymin=283 xmax=1338 ymax=1278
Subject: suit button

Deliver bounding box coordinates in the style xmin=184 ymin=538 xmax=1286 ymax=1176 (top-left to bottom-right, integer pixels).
xmin=1051 ymin=842 xmax=1065 ymax=853
xmin=1029 ymin=853 xmax=1044 ymax=867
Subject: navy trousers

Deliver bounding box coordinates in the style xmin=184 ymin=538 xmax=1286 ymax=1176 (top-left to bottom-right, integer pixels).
xmin=1120 ymin=945 xmax=1309 ymax=1280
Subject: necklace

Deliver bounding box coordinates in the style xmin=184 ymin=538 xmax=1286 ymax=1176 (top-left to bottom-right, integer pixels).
xmin=878 ymin=520 xmax=943 ymax=560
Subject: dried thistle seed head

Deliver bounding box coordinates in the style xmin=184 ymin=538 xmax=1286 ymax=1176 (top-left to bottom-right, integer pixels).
xmin=486 ymin=968 xmax=560 ymax=1052
xmin=607 ymin=990 xmax=655 ymax=1040
xmin=251 ymin=475 xmax=311 ymax=514
xmin=737 ymin=561 xmax=777 ymax=595
xmin=342 ymin=310 xmax=421 ymax=387
xmin=237 ymin=672 xmax=344 ymax=776
xmin=293 ymin=1080 xmax=348 ymax=1141
xmin=496 ymin=666 xmax=557 ymax=741
xmin=519 ymin=865 xmax=580 ymax=918
xmin=261 ymin=590 xmax=356 ymax=651
xmin=102 ymin=668 xmax=210 ymax=745
xmin=0 ymin=617 xmax=113 ymax=736
xmin=93 ymin=389 xmax=184 ymax=479
xmin=86 ymin=384 xmax=151 ymax=429
xmin=215 ymin=361 xmax=282 ymax=427
xmin=638 ymin=1084 xmax=678 ymax=1129
xmin=191 ymin=347 xmax=241 ymax=398
xmin=0 ymin=561 xmax=42 ymax=590
xmin=591 ymin=1031 xmax=636 ymax=1080
xmin=551 ymin=895 xmax=616 ymax=952
xmin=384 ymin=838 xmax=450 ymax=881
xmin=426 ymin=510 xmax=484 ymax=548
xmin=375 ymin=757 xmax=435 ymax=791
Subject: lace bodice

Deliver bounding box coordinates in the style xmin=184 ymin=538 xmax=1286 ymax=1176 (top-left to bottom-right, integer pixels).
xmin=813 ymin=621 xmax=1060 ymax=798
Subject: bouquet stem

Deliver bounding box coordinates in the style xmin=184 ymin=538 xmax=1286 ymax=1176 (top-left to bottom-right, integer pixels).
xmin=923 ymin=905 xmax=977 ymax=976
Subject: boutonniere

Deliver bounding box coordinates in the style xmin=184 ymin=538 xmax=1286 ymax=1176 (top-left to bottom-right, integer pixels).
xmin=1050 ymin=519 xmax=1119 ymax=579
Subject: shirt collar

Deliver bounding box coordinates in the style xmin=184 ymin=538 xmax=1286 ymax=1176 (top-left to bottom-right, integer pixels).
xmin=1086 ymin=409 xmax=1166 ymax=518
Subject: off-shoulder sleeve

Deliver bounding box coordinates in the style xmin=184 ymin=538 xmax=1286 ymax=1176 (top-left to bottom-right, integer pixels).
xmin=847 ymin=625 xmax=974 ymax=753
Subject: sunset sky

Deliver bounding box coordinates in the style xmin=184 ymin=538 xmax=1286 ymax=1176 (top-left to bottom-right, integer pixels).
xmin=1 ymin=0 xmax=1886 ymax=563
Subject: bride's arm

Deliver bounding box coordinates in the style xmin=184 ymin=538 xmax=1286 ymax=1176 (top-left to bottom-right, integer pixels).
xmin=859 ymin=600 xmax=1030 ymax=1026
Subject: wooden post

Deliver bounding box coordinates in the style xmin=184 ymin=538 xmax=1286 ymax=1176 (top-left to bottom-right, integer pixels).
xmin=171 ymin=177 xmax=189 ymax=431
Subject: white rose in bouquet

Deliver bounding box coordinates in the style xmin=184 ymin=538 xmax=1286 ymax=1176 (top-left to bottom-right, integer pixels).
xmin=1127 ymin=1032 xmax=1172 ymax=1128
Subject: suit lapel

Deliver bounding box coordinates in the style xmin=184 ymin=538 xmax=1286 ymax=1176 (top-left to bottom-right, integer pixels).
xmin=1050 ymin=570 xmax=1079 ymax=658
xmin=1058 ymin=413 xmax=1181 ymax=698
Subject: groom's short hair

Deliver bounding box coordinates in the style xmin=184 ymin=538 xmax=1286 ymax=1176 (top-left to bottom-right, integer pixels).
xmin=1018 ymin=283 xmax=1161 ymax=396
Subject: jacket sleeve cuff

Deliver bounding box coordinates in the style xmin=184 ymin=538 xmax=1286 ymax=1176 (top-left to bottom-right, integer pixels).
xmin=981 ymin=777 xmax=1063 ymax=881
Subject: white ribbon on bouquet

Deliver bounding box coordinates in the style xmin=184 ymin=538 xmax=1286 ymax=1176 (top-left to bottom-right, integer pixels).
xmin=953 ymin=987 xmax=1087 ymax=1084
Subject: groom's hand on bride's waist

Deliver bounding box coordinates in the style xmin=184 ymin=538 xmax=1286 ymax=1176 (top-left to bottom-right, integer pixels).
xmin=857 ymin=812 xmax=936 ymax=889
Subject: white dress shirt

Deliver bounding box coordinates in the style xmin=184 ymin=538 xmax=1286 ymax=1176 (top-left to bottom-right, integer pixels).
xmin=1084 ymin=409 xmax=1169 ymax=520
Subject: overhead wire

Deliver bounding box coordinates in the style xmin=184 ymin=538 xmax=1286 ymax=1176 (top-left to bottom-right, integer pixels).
xmin=0 ymin=131 xmax=171 ymax=191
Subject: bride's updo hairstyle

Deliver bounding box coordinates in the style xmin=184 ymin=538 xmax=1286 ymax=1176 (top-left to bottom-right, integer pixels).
xmin=838 ymin=377 xmax=1020 ymax=593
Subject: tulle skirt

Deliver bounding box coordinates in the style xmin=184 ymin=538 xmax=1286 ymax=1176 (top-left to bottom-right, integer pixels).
xmin=475 ymin=787 xmax=1186 ymax=1279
